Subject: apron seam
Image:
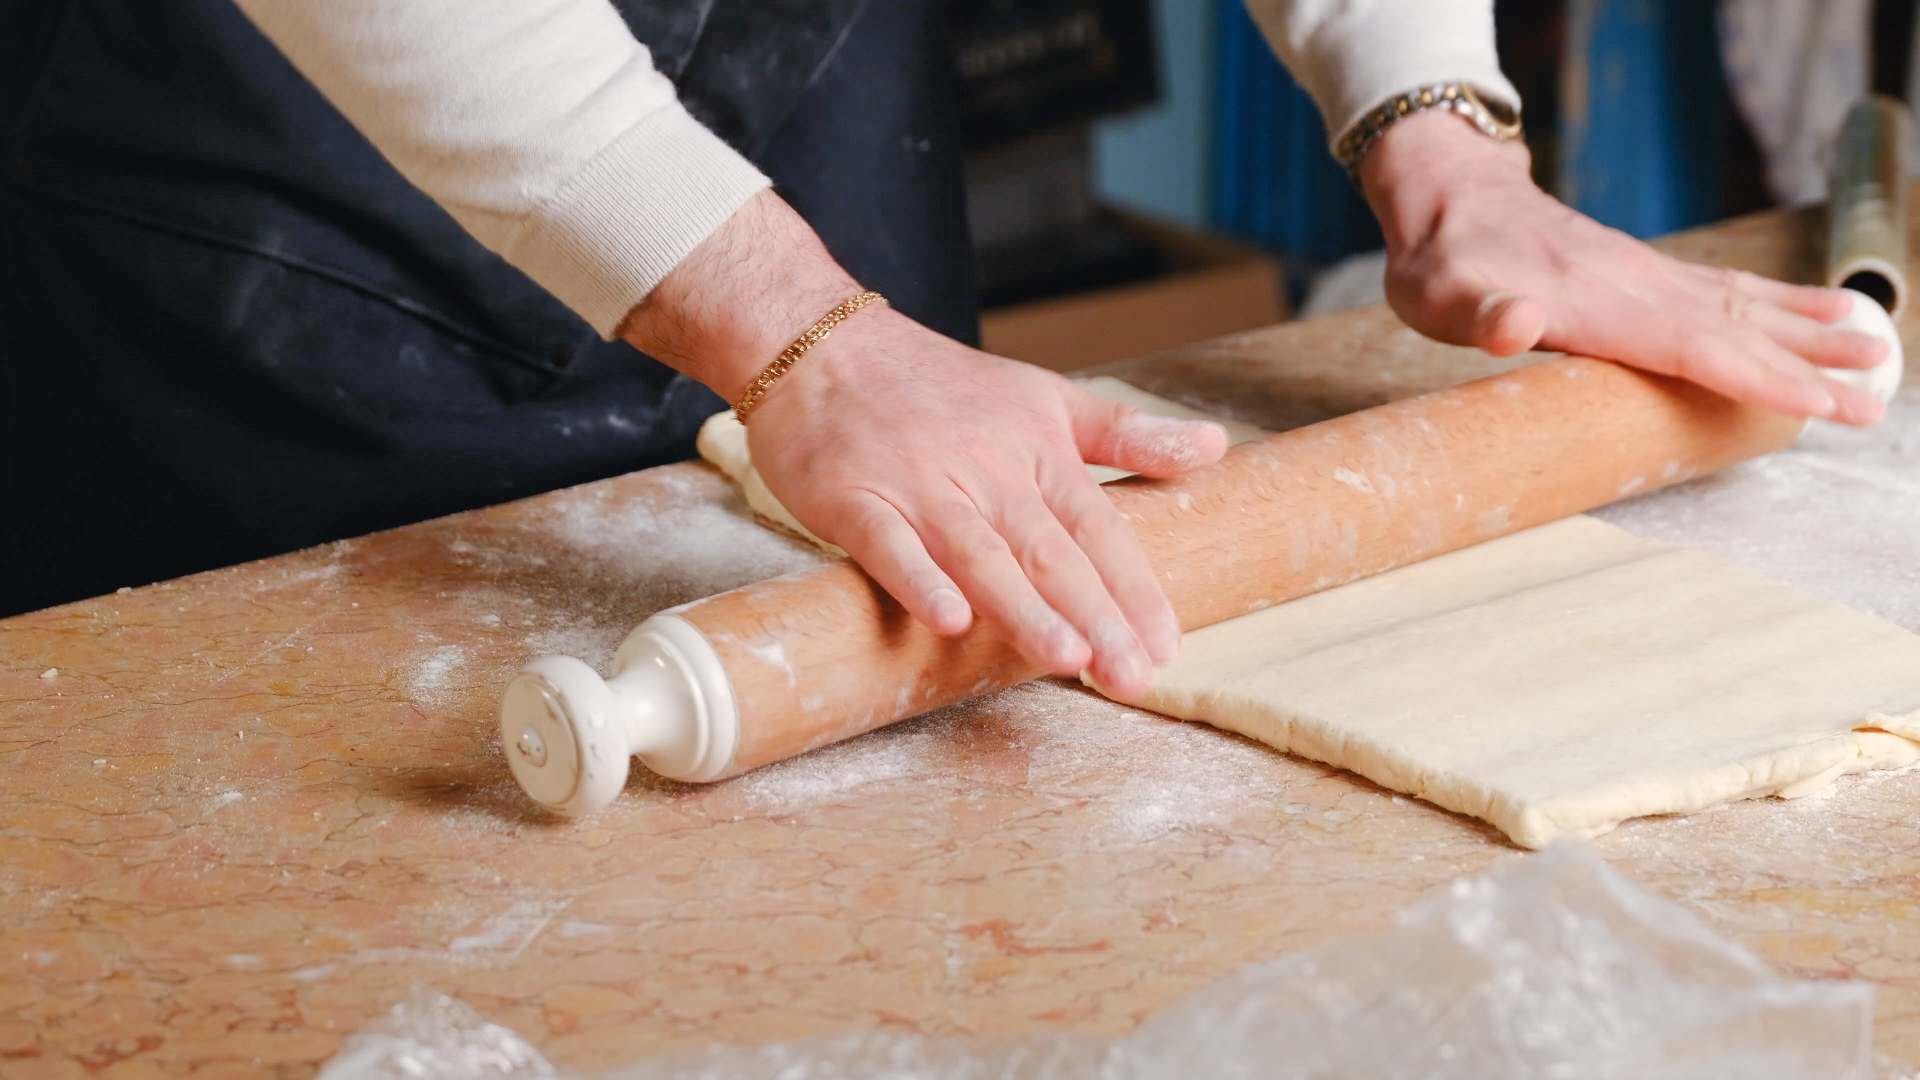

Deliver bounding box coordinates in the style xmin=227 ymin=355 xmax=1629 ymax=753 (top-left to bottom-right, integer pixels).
xmin=7 ymin=178 xmax=564 ymax=380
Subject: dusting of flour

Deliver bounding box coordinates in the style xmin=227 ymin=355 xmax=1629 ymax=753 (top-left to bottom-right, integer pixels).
xmin=735 ymin=680 xmax=1301 ymax=845
xmin=407 ymin=644 xmax=468 ymax=706
xmin=442 ymin=468 xmax=828 ymax=667
xmin=1598 ymin=380 xmax=1920 ymax=629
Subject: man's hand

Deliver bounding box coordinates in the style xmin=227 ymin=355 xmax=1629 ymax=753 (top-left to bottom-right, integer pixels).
xmin=621 ymin=191 xmax=1227 ymax=695
xmin=1360 ymin=111 xmax=1889 ymax=426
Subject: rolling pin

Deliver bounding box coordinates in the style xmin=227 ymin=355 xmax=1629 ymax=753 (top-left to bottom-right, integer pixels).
xmin=502 ymin=295 xmax=1904 ymax=815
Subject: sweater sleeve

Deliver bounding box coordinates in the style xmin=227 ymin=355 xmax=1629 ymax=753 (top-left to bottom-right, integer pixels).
xmin=231 ymin=0 xmax=772 ymax=337
xmin=1239 ymin=0 xmax=1520 ymax=150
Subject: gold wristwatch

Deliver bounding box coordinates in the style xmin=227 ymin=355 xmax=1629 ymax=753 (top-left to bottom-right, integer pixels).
xmin=1334 ymin=81 xmax=1523 ymax=178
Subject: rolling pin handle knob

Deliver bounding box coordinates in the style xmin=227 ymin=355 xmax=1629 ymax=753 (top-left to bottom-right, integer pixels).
xmin=1827 ymin=289 xmax=1906 ymax=407
xmin=499 ymin=656 xmax=632 ymax=817
xmin=500 ymin=614 xmax=740 ymax=814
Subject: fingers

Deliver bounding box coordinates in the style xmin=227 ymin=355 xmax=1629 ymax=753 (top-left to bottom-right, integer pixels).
xmin=1070 ymin=391 xmax=1228 ymax=478
xmin=1042 ymin=466 xmax=1181 ymax=665
xmin=995 ymin=489 xmax=1155 ymax=695
xmin=1666 ymin=263 xmax=1888 ymax=424
xmin=1666 ymin=326 xmax=1884 ymax=426
xmin=823 ymin=383 xmax=1204 ymax=689
xmin=885 ymin=461 xmax=1175 ymax=695
xmin=1679 ymin=264 xmax=1887 ymax=371
xmin=827 ymin=492 xmax=973 ymax=636
xmin=1815 ymin=374 xmax=1886 ymax=426
xmin=1738 ymin=303 xmax=1888 ymax=371
xmin=917 ymin=494 xmax=1092 ymax=678
xmin=1704 ymin=266 xmax=1854 ymax=323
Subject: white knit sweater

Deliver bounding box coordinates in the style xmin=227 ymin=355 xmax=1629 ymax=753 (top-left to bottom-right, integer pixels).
xmin=233 ymin=1 xmax=1516 ymax=337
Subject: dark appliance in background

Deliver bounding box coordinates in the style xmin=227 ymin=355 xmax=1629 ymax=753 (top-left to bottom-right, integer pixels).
xmin=946 ymin=1 xmax=1167 ymax=307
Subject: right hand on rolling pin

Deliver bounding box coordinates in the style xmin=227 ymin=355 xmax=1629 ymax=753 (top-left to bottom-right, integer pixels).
xmin=1360 ymin=112 xmax=1890 ymax=426
xmin=620 ymin=191 xmax=1229 ymax=696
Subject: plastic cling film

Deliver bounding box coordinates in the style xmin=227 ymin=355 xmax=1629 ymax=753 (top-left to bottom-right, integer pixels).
xmin=321 ymin=845 xmax=1874 ymax=1079
xmin=317 ymin=988 xmax=556 ymax=1079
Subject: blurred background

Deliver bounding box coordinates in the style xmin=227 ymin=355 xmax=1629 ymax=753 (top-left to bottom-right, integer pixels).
xmin=952 ymin=0 xmax=1919 ymax=369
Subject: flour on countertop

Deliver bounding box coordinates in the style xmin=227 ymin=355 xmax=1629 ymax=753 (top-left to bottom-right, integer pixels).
xmin=1598 ymin=381 xmax=1920 ymax=629
xmin=406 ymin=644 xmax=467 ymax=706
xmin=443 ymin=470 xmax=828 ymax=670
xmin=732 ymin=680 xmax=1310 ymax=845
xmin=1605 ymin=758 xmax=1920 ymax=886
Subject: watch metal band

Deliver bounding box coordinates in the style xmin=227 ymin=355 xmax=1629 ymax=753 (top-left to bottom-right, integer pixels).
xmin=1334 ymin=81 xmax=1523 ymax=179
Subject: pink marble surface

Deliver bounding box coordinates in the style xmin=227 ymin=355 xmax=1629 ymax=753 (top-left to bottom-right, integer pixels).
xmin=2 ymin=203 xmax=1916 ymax=1076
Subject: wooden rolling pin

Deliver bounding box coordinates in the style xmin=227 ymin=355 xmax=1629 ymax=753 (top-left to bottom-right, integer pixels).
xmin=500 ymin=311 xmax=1900 ymax=815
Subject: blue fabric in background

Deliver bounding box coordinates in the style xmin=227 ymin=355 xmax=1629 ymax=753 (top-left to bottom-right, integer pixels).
xmin=1204 ymin=0 xmax=1737 ymax=277
xmin=1208 ymin=0 xmax=1376 ymax=285
xmin=1559 ymin=0 xmax=1733 ymax=239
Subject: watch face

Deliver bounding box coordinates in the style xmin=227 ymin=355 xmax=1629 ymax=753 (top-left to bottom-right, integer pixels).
xmin=1338 ymin=82 xmax=1526 ymax=173
xmin=1465 ymin=83 xmax=1523 ymax=130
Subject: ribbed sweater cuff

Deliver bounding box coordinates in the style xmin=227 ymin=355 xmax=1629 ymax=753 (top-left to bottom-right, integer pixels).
xmin=508 ymin=103 xmax=772 ymax=338
xmin=1305 ymin=18 xmax=1520 ymax=152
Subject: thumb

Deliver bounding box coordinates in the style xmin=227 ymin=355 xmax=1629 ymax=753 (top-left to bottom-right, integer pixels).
xmin=1390 ymin=262 xmax=1548 ymax=357
xmin=1465 ymin=291 xmax=1550 ymax=357
xmin=1070 ymin=389 xmax=1229 ymax=478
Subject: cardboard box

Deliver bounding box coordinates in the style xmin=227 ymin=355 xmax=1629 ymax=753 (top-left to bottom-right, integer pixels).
xmin=980 ymin=210 xmax=1288 ymax=372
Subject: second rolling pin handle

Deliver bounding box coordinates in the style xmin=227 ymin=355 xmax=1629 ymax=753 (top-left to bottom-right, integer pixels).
xmin=499 ymin=614 xmax=740 ymax=815
xmin=1826 ymin=96 xmax=1911 ymax=318
xmin=1828 ymin=288 xmax=1906 ymax=406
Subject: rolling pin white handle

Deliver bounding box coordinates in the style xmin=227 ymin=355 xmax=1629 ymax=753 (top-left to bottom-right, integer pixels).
xmin=1825 ymin=288 xmax=1906 ymax=406
xmin=499 ymin=614 xmax=740 ymax=814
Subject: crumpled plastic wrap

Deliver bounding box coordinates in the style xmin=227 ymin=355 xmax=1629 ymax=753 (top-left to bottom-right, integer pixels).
xmin=320 ymin=845 xmax=1874 ymax=1079
xmin=317 ymin=989 xmax=555 ymax=1079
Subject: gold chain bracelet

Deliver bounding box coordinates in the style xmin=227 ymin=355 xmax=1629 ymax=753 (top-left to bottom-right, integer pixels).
xmin=733 ymin=290 xmax=887 ymax=424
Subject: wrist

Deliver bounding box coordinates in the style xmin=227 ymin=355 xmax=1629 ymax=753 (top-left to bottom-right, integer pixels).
xmin=617 ymin=189 xmax=863 ymax=402
xmin=1359 ymin=110 xmax=1533 ymax=252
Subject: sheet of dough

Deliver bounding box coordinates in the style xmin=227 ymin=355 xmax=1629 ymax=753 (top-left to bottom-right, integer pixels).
xmin=1118 ymin=515 xmax=1920 ymax=847
xmin=697 ymin=380 xmax=1920 ymax=848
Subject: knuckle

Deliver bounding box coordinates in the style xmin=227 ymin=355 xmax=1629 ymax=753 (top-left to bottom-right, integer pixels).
xmin=1018 ymin=534 xmax=1080 ymax=583
xmin=947 ymin=525 xmax=1010 ymax=576
xmin=825 ymin=491 xmax=905 ymax=546
xmin=1711 ymin=265 xmax=1763 ymax=297
xmin=840 ymin=496 xmax=893 ymax=534
xmin=1036 ymin=455 xmax=1093 ymax=501
xmin=1057 ymin=496 xmax=1122 ymax=551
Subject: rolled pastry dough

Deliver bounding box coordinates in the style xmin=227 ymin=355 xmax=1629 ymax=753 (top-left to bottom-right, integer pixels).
xmin=697 ymin=380 xmax=1920 ymax=848
xmin=1111 ymin=515 xmax=1920 ymax=847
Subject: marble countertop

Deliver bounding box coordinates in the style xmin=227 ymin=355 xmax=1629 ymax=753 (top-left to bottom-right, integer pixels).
xmin=3 ymin=202 xmax=1917 ymax=1076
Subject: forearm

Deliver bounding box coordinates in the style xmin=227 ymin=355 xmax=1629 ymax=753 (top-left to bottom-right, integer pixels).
xmin=617 ymin=190 xmax=865 ymax=402
xmin=1239 ymin=0 xmax=1517 ymax=146
xmin=232 ymin=0 xmax=770 ymax=337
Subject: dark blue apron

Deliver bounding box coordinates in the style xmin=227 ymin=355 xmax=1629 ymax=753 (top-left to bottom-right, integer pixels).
xmin=1 ymin=0 xmax=976 ymax=614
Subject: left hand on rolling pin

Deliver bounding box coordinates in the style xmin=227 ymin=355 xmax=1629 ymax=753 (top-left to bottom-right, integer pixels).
xmin=620 ymin=190 xmax=1228 ymax=696
xmin=1359 ymin=111 xmax=1890 ymax=426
